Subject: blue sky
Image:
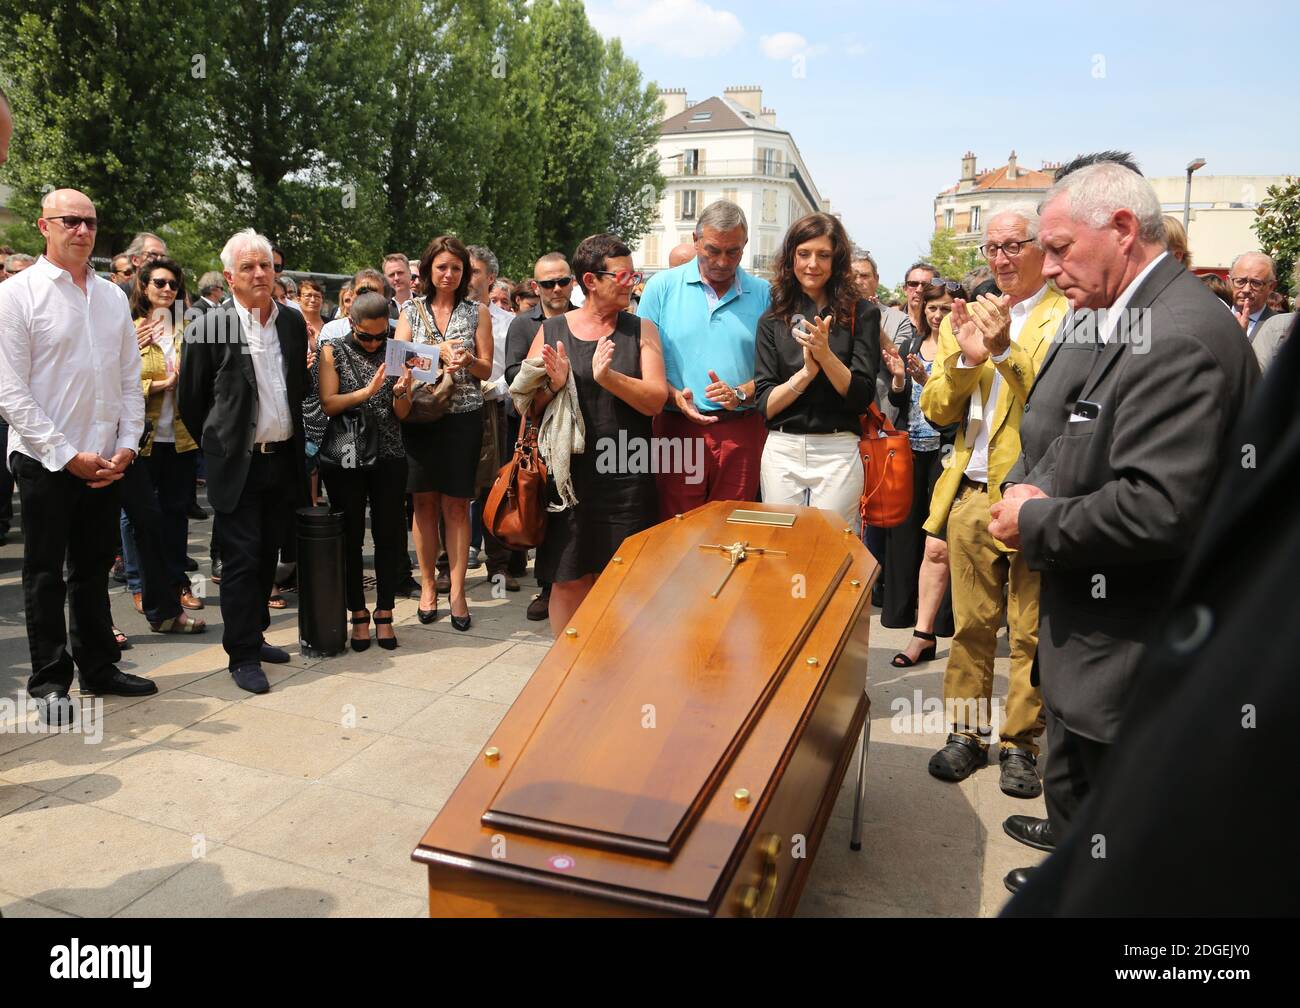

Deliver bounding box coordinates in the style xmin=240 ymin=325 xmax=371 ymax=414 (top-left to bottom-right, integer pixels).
xmin=584 ymin=0 xmax=1299 ymax=283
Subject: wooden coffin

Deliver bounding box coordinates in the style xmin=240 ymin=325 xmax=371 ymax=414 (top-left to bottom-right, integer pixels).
xmin=412 ymin=501 xmax=878 ymax=917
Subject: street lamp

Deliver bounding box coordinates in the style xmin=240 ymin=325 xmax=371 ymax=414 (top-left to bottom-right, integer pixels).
xmin=1184 ymin=157 xmax=1207 ymax=231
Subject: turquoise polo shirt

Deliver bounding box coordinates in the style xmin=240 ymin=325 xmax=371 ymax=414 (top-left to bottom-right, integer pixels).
xmin=636 ymin=259 xmax=771 ymax=414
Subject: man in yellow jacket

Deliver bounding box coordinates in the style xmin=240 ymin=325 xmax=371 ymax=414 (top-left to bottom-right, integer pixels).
xmin=919 ymin=206 xmax=1069 ymax=797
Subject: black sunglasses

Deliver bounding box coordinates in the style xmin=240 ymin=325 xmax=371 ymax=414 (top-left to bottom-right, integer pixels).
xmin=352 ymin=327 xmax=388 ymax=343
xmin=149 ymin=277 xmax=180 ymax=290
xmin=535 ymin=276 xmax=573 ymax=290
xmin=929 ymin=279 xmax=963 ymax=293
xmin=43 ymin=214 xmax=98 ymax=232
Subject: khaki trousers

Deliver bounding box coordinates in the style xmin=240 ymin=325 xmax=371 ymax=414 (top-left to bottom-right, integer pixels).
xmin=943 ymin=484 xmax=1042 ymax=754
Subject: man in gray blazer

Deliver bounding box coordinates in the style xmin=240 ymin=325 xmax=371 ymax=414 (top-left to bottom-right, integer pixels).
xmin=987 ymin=162 xmax=1259 ymax=894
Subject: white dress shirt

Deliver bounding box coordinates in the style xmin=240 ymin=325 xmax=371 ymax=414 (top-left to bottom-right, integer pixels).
xmin=154 ymin=327 xmax=179 ymax=442
xmin=0 ymin=256 xmax=145 ymax=472
xmin=230 ymin=295 xmax=293 ymax=444
xmin=961 ymin=282 xmax=1049 ymax=483
xmin=483 ymin=301 xmax=514 ymax=401
xmin=1099 ymin=252 xmax=1166 ymax=345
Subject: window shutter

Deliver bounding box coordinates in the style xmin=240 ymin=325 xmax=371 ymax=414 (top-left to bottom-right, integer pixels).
xmin=697 ymin=149 xmax=705 ymax=176
xmin=674 ymin=190 xmax=682 ymax=220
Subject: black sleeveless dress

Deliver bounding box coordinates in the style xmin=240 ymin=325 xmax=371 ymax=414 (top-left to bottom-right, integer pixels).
xmin=534 ymin=311 xmax=658 ymax=583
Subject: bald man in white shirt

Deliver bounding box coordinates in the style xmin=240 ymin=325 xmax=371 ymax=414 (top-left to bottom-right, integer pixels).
xmin=0 ymin=189 xmax=154 ymax=723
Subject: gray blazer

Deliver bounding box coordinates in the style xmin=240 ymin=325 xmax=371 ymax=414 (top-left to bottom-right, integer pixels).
xmin=1251 ymin=311 xmax=1294 ymax=372
xmin=1012 ymin=254 xmax=1259 ymax=743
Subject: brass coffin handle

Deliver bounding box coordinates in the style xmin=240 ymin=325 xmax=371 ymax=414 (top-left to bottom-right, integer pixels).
xmin=737 ymin=833 xmax=781 ymax=917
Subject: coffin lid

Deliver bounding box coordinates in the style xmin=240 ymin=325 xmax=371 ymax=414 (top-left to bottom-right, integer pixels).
xmin=481 ymin=503 xmax=857 ymax=859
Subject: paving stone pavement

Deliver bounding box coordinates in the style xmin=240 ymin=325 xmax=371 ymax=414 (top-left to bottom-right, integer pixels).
xmin=0 ymin=494 xmax=1046 ymax=917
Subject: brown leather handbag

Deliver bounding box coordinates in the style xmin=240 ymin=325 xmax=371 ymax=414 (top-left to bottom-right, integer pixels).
xmin=484 ymin=419 xmax=549 ymax=548
xmin=859 ymin=402 xmax=914 ymax=528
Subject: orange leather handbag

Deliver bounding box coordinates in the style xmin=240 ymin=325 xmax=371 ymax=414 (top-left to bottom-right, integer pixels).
xmin=859 ymin=402 xmax=914 ymax=528
xmin=485 ymin=419 xmax=549 ymax=549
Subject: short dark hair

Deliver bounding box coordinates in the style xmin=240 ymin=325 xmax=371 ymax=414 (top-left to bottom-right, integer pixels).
xmin=572 ymin=233 xmax=631 ymax=294
xmin=906 ymin=261 xmax=937 ymax=280
xmin=418 ymin=235 xmax=472 ymax=304
xmin=130 ymin=256 xmax=188 ymax=321
xmin=511 ymin=284 xmax=539 ymax=311
xmin=350 ymin=290 xmax=391 ymax=326
xmin=271 ymin=244 xmax=284 ymax=262
xmin=1054 ymin=150 xmax=1142 ymax=181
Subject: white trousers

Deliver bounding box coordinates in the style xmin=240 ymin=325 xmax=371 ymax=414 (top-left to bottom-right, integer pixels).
xmin=760 ymin=430 xmax=863 ymax=534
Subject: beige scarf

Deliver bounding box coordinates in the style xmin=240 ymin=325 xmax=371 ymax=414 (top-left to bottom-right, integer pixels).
xmin=510 ymin=359 xmax=585 ymax=511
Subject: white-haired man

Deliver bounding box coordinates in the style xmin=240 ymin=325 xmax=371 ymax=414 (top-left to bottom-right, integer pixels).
xmin=920 ymin=206 xmax=1069 ymax=798
xmin=0 ymin=189 xmax=152 ymax=722
xmin=989 ymin=162 xmax=1259 ymax=894
xmin=1227 ymin=251 xmax=1278 ymax=338
xmin=179 ymin=228 xmax=310 ymax=694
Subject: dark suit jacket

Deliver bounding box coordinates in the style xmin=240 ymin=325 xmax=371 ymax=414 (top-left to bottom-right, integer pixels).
xmin=178 ymin=302 xmax=310 ymax=514
xmin=1006 ymin=316 xmax=1299 ymax=915
xmin=1015 ymin=254 xmax=1259 ymax=743
xmin=504 ymin=302 xmax=575 ymax=387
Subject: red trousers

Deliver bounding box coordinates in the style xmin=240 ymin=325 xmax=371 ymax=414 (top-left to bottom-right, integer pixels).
xmin=652 ymin=409 xmax=767 ymax=521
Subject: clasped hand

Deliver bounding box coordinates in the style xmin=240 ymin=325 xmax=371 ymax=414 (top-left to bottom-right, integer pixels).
xmin=988 ymin=483 xmax=1047 ymax=549
xmin=66 ymin=449 xmax=134 ymax=488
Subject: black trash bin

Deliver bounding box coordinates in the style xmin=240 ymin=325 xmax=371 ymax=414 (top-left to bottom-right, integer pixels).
xmin=297 ymin=506 xmax=347 ymax=657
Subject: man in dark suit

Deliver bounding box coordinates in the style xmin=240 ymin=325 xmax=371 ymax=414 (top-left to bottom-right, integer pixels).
xmin=179 ymin=228 xmax=309 ymax=694
xmin=189 ymin=272 xmax=226 ymax=316
xmin=1006 ymin=315 xmax=1299 ymax=914
xmin=988 ymin=162 xmax=1259 ymax=893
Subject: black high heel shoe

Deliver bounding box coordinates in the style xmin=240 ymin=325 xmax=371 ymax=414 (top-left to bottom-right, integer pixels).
xmin=350 ymin=611 xmax=371 ymax=652
xmin=450 ymin=610 xmax=472 ymax=632
xmin=373 ymin=615 xmax=398 ymax=651
xmin=417 ymin=597 xmax=438 ymax=624
xmin=891 ymin=630 xmax=937 ymax=668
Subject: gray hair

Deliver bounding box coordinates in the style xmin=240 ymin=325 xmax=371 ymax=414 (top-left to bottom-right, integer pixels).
xmin=1227 ymin=251 xmax=1279 ymax=279
xmin=1043 ymin=162 xmax=1164 ymax=243
xmin=279 ymin=275 xmax=298 ymax=295
xmin=5 ymin=253 xmax=34 ymax=272
xmin=125 ymin=231 xmax=167 ymax=258
xmin=694 ymin=199 xmax=747 ymax=238
xmin=219 ymin=228 xmax=274 ymax=272
xmin=197 ymin=271 xmax=225 ymax=296
xmin=491 ymin=278 xmax=513 ymax=296
xmin=466 ymin=245 xmax=499 ymax=278
xmin=851 ymin=249 xmax=878 ymax=274
xmin=987 ymin=202 xmax=1040 ymax=239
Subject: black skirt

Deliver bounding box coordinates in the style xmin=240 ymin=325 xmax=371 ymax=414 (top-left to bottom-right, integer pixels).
xmin=403 ymin=407 xmax=483 ymax=498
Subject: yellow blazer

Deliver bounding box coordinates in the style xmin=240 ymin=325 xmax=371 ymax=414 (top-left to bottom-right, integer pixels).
xmin=136 ymin=319 xmax=198 ymax=455
xmin=919 ymin=286 xmax=1068 ymax=542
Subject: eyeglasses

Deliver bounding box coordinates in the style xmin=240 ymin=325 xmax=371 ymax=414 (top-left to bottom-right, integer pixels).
xmin=929 ymin=279 xmax=963 ymax=293
xmin=595 ymin=269 xmax=643 ymax=287
xmin=1229 ymin=277 xmax=1271 ymax=290
xmin=148 ymin=277 xmax=180 ymax=290
xmin=904 ymin=279 xmax=931 ymax=289
xmin=535 ymin=276 xmax=573 ymax=290
xmin=42 ymin=215 xmax=98 ymax=232
xmin=143 ymin=250 xmax=165 ymax=261
xmin=116 ymin=267 xmax=136 ymax=277
xmin=274 ymin=262 xmax=284 ymax=274
xmin=980 ymin=240 xmax=1036 ymax=260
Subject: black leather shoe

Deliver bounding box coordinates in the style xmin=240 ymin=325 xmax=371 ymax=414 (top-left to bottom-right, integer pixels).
xmin=210 ymin=559 xmax=223 ymax=584
xmin=79 ymin=669 xmax=158 ymax=697
xmin=230 ymin=662 xmax=270 ymax=694
xmin=526 ymin=591 xmax=550 ymax=622
xmin=999 ymin=747 xmax=1042 ymax=798
xmin=418 ymin=606 xmax=438 ymax=624
xmin=450 ymin=613 xmax=472 ymax=632
xmin=1003 ymin=815 xmax=1056 ymax=852
xmin=1004 ymin=866 xmax=1035 ymax=894
xmin=188 ymin=503 xmax=208 ymax=520
xmin=184 ymin=555 xmax=199 ymax=572
xmin=37 ymin=691 xmax=74 ymax=727
xmin=927 ymin=733 xmax=988 ymax=782
xmin=260 ymin=643 xmax=291 ymax=664
xmin=399 ymin=576 xmax=422 ymax=599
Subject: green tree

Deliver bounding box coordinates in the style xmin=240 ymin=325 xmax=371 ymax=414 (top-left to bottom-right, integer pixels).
xmin=600 ymin=38 xmax=664 ymax=246
xmin=191 ymin=0 xmax=391 ymax=273
xmin=927 ymin=227 xmax=980 ymax=282
xmin=0 ymin=0 xmax=209 ymax=255
xmin=1253 ymin=176 xmax=1300 ymax=295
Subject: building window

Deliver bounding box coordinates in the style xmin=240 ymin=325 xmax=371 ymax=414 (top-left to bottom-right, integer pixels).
xmin=762 ymin=189 xmax=777 ymax=224
xmin=760 ymin=147 xmax=778 ymax=176
xmin=969 ymin=205 xmax=980 ymax=232
xmin=944 ymin=208 xmax=954 ymax=229
xmin=679 ymin=189 xmax=698 ymax=220
xmin=689 ymin=111 xmax=712 ymax=123
xmin=683 ymin=149 xmax=701 ymax=176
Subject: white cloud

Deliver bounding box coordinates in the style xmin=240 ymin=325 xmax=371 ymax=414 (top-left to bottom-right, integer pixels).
xmin=759 ymin=32 xmax=809 ymax=61
xmin=586 ymin=0 xmax=744 ymax=59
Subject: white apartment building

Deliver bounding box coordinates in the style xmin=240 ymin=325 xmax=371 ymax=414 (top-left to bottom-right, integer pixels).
xmin=631 ymin=85 xmax=830 ymax=279
xmin=1148 ymin=174 xmax=1286 ymax=275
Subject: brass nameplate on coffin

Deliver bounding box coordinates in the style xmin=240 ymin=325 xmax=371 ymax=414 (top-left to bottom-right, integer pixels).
xmin=726 ymin=509 xmax=797 ymax=527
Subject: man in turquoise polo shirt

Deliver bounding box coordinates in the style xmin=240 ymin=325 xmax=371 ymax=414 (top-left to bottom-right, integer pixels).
xmin=637 ymin=200 xmax=771 ymax=519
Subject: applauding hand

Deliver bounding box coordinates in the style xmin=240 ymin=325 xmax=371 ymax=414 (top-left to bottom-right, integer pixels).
xmin=881 ymin=339 xmax=907 ymax=391
xmin=541 ymin=340 xmax=570 ymax=393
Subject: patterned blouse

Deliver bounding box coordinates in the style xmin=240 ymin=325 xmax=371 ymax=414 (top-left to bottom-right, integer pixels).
xmin=401 ymin=297 xmax=483 ymax=414
xmin=327 ymin=337 xmax=406 ymax=461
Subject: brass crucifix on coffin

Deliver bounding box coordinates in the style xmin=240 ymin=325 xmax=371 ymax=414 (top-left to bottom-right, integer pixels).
xmin=696 ymin=541 xmax=788 ymax=598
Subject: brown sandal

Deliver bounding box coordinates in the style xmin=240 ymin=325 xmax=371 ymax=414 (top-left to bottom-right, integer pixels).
xmin=150 ymin=612 xmax=207 ymax=634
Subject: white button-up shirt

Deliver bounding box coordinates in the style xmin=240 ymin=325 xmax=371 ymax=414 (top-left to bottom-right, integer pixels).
xmin=0 ymin=255 xmax=144 ymax=472
xmin=231 ymin=295 xmax=293 ymax=444
xmin=483 ymin=301 xmax=513 ymax=401
xmin=961 ymin=282 xmax=1049 ymax=483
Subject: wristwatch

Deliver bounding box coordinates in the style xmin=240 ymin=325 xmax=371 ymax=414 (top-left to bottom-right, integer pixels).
xmin=733 ymin=385 xmax=748 ymax=404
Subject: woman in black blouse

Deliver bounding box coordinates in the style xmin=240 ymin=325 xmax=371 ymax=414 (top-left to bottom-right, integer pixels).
xmin=754 ymin=213 xmax=879 ymax=531
xmin=318 ymin=292 xmax=414 ymax=651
